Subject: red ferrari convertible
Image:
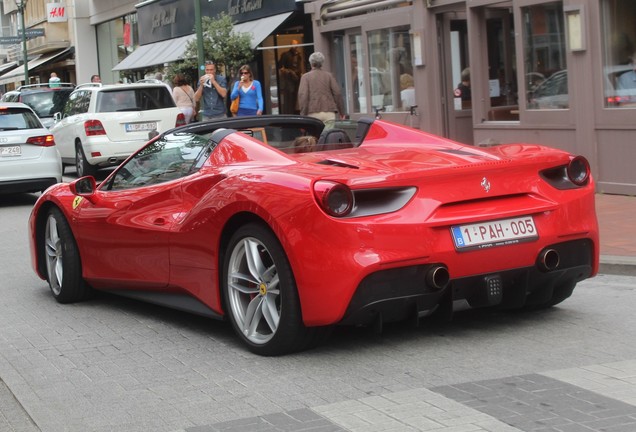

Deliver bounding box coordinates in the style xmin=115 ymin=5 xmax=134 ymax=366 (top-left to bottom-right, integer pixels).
xmin=29 ymin=115 xmax=599 ymax=355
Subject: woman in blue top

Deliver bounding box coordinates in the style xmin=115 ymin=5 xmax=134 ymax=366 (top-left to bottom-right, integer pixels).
xmin=231 ymin=65 xmax=264 ymax=116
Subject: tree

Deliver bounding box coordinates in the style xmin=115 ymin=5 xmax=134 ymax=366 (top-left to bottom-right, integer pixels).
xmin=168 ymin=13 xmax=253 ymax=85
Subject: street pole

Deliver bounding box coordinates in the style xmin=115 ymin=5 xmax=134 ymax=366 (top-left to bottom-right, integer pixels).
xmin=16 ymin=0 xmax=29 ymax=84
xmin=194 ymin=0 xmax=204 ymax=79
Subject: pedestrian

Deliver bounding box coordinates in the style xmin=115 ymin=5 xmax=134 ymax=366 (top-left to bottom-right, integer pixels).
xmin=298 ymin=52 xmax=345 ymax=124
xmin=194 ymin=60 xmax=228 ymax=120
xmin=230 ymin=65 xmax=263 ymax=116
xmin=172 ymin=73 xmax=197 ymax=123
xmin=91 ymin=74 xmax=101 ymax=83
xmin=49 ymin=72 xmax=61 ymax=88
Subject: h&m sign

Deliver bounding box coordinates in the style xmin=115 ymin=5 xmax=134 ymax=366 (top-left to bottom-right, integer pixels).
xmin=47 ymin=3 xmax=67 ymax=22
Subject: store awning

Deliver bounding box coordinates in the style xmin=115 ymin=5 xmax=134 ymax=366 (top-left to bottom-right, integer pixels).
xmin=112 ymin=12 xmax=294 ymax=71
xmin=112 ymin=33 xmax=196 ymax=71
xmin=0 ymin=48 xmax=73 ymax=86
xmin=234 ymin=12 xmax=293 ymax=49
xmin=0 ymin=61 xmax=18 ymax=75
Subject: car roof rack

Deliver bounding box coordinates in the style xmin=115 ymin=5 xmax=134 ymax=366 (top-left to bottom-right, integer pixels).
xmin=17 ymin=82 xmax=75 ymax=90
xmin=75 ymin=82 xmax=103 ymax=89
xmin=136 ymin=79 xmax=164 ymax=84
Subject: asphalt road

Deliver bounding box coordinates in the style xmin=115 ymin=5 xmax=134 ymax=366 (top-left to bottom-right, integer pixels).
xmin=1 ymin=192 xmax=635 ymax=432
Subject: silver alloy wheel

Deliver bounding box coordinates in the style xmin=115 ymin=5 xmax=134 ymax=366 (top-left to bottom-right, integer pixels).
xmin=227 ymin=236 xmax=281 ymax=345
xmin=44 ymin=213 xmax=63 ymax=296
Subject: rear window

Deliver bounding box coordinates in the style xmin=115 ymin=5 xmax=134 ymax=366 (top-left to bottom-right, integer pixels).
xmin=96 ymin=87 xmax=176 ymax=113
xmin=0 ymin=107 xmax=43 ymax=130
xmin=21 ymin=89 xmax=73 ymax=118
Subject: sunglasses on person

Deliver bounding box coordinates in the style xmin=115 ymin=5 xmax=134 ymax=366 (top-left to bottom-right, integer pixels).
xmin=240 ymin=71 xmax=250 ymax=75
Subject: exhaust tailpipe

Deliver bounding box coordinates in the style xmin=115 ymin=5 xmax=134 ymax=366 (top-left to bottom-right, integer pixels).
xmin=426 ymin=265 xmax=450 ymax=290
xmin=538 ymin=249 xmax=560 ymax=272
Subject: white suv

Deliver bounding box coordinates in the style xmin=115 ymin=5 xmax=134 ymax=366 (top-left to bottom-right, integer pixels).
xmin=51 ymin=82 xmax=186 ymax=176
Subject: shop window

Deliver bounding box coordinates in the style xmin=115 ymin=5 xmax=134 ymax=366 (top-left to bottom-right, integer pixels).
xmin=601 ymin=0 xmax=636 ymax=108
xmin=349 ymin=34 xmax=367 ymax=114
xmin=367 ymin=27 xmax=414 ymax=113
xmin=522 ymin=3 xmax=569 ymax=110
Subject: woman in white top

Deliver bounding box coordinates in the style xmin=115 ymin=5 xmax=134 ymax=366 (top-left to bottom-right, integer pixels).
xmin=172 ymin=73 xmax=197 ymax=123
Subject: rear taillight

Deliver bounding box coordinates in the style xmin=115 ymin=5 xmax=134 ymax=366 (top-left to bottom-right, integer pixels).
xmin=567 ymin=156 xmax=590 ymax=186
xmin=313 ymin=180 xmax=354 ymax=217
xmin=176 ymin=113 xmax=186 ymax=127
xmin=84 ymin=119 xmax=106 ymax=136
xmin=26 ymin=135 xmax=55 ymax=147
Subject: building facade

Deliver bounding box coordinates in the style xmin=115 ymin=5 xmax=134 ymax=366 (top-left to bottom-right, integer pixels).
xmin=0 ymin=0 xmax=78 ymax=89
xmin=90 ymin=0 xmax=313 ymax=115
xmin=305 ymin=0 xmax=636 ymax=195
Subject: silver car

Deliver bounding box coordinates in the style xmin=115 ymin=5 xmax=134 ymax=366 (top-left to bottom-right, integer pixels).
xmin=0 ymin=102 xmax=62 ymax=194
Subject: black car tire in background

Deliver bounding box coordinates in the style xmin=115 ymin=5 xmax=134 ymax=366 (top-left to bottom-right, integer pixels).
xmin=75 ymin=142 xmax=96 ymax=177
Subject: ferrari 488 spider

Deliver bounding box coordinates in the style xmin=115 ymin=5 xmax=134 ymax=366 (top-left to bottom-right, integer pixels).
xmin=29 ymin=115 xmax=599 ymax=355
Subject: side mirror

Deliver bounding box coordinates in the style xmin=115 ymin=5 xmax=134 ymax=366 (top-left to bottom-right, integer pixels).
xmin=53 ymin=112 xmax=62 ymax=122
xmin=69 ymin=176 xmax=99 ymax=204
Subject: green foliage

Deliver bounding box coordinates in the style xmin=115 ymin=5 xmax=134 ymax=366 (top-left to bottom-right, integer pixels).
xmin=169 ymin=13 xmax=253 ymax=83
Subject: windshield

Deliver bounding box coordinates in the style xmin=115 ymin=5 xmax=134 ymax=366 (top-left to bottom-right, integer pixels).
xmin=107 ymin=132 xmax=211 ymax=190
xmin=96 ymin=87 xmax=176 ymax=113
xmin=21 ymin=90 xmax=72 ymax=118
xmin=0 ymin=107 xmax=43 ymax=130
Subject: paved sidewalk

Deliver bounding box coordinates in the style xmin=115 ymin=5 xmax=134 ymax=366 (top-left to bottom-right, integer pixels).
xmin=596 ymin=193 xmax=636 ymax=275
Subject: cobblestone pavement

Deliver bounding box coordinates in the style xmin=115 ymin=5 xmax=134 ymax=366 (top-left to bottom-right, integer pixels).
xmin=1 ymin=194 xmax=636 ymax=432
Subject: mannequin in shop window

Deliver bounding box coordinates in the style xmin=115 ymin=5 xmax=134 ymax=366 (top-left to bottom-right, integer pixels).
xmin=279 ymin=40 xmax=304 ymax=114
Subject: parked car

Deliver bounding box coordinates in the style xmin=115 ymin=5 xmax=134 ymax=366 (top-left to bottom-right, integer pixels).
xmin=0 ymin=102 xmax=62 ymax=194
xmin=0 ymin=83 xmax=75 ymax=128
xmin=528 ymin=65 xmax=636 ymax=109
xmin=50 ymin=82 xmax=186 ymax=176
xmin=28 ymin=115 xmax=599 ymax=355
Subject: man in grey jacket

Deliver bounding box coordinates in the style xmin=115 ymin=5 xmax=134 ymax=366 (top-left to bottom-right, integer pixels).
xmin=298 ymin=52 xmax=345 ymax=124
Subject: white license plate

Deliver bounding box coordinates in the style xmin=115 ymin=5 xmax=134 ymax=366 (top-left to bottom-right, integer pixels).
xmin=451 ymin=216 xmax=538 ymax=250
xmin=125 ymin=122 xmax=157 ymax=132
xmin=0 ymin=145 xmax=21 ymax=157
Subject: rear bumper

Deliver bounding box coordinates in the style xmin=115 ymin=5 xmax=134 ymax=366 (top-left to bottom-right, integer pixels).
xmin=0 ymin=177 xmax=59 ymax=194
xmin=82 ymin=137 xmax=147 ymax=167
xmin=340 ymin=239 xmax=593 ymax=326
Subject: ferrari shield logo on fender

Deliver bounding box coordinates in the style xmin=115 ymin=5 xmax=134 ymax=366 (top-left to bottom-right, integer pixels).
xmin=72 ymin=196 xmax=83 ymax=209
xmin=481 ymin=177 xmax=491 ymax=193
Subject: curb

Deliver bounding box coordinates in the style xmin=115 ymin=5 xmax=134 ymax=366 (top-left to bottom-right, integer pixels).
xmin=599 ymin=255 xmax=636 ymax=276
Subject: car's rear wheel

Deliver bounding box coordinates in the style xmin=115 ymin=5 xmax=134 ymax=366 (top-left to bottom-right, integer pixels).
xmin=222 ymin=223 xmax=315 ymax=356
xmin=44 ymin=207 xmax=91 ymax=303
xmin=75 ymin=143 xmax=96 ymax=177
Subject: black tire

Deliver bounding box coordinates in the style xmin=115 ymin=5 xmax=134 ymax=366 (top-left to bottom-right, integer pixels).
xmin=75 ymin=142 xmax=96 ymax=177
xmin=43 ymin=207 xmax=91 ymax=303
xmin=222 ymin=223 xmax=319 ymax=356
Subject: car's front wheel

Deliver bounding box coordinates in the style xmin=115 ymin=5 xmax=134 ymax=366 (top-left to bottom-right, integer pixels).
xmin=222 ymin=223 xmax=316 ymax=356
xmin=75 ymin=143 xmax=96 ymax=177
xmin=44 ymin=207 xmax=91 ymax=303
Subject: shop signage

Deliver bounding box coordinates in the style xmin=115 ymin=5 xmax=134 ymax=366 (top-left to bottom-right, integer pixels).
xmin=203 ymin=0 xmax=297 ymax=22
xmin=137 ymin=0 xmax=196 ymax=45
xmin=138 ymin=0 xmax=298 ymax=45
xmin=47 ymin=3 xmax=67 ymax=22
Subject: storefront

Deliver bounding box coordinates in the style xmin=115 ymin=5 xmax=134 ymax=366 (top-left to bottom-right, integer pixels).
xmin=305 ymin=0 xmax=636 ymax=195
xmin=105 ymin=0 xmax=312 ymax=115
